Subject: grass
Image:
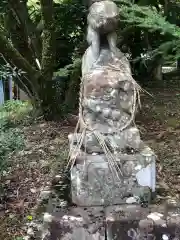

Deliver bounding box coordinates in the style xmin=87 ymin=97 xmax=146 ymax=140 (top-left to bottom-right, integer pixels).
xmin=0 ymin=100 xmax=33 ymax=175
xmin=0 ymin=100 xmax=33 ymax=127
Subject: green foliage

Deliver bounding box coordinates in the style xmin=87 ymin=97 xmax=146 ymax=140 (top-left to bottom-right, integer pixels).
xmin=27 ymin=0 xmax=86 ymax=69
xmin=14 ymin=237 xmax=24 ymax=240
xmin=114 ymin=0 xmax=180 ymax=81
xmin=52 ymin=58 xmax=81 ymax=115
xmin=0 ymin=100 xmax=33 ymax=128
xmin=118 ymin=0 xmax=180 ymax=60
xmin=1 ymin=0 xmax=180 ymax=120
xmin=0 ymin=128 xmax=24 ymax=172
xmin=0 ymin=62 xmax=26 ymax=80
xmin=53 ymin=0 xmax=86 ymax=68
xmin=54 ymin=58 xmax=81 ymax=77
xmin=0 ymin=100 xmax=32 ymax=174
xmin=1 ymin=100 xmax=29 ymax=112
xmin=120 ymin=3 xmax=180 ymax=38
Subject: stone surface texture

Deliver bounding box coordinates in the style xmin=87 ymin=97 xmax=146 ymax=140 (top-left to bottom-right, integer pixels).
xmin=42 ymin=207 xmax=105 ymax=240
xmin=71 ymin=146 xmax=156 ymax=206
xmin=68 ymin=0 xmax=156 ymax=206
xmin=41 ymin=204 xmax=180 ymax=240
xmin=105 ymin=204 xmax=180 ymax=240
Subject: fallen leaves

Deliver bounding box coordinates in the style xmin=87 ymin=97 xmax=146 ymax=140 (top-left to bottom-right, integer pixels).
xmin=138 ymin=88 xmax=180 ymax=201
xmin=27 ymin=215 xmax=33 ymax=221
xmin=0 ymin=120 xmax=73 ymax=239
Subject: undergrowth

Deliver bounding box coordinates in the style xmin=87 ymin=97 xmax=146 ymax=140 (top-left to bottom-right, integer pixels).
xmin=0 ymin=100 xmax=32 ymax=176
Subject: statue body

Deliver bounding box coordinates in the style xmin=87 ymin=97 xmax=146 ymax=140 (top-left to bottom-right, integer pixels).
xmin=81 ymin=0 xmax=139 ymax=146
xmin=69 ymin=0 xmax=156 ymax=207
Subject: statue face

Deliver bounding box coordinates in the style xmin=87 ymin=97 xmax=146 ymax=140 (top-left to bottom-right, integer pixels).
xmin=87 ymin=0 xmax=119 ymax=34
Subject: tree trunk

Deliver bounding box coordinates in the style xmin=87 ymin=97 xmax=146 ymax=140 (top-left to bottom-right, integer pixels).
xmin=63 ymin=63 xmax=81 ymax=114
xmin=5 ymin=10 xmax=35 ymax=65
xmin=0 ymin=0 xmax=64 ymax=121
xmin=7 ymin=0 xmax=41 ymax=61
xmin=0 ymin=29 xmax=40 ymax=100
xmin=177 ymin=58 xmax=180 ymax=69
xmin=38 ymin=0 xmax=56 ymax=120
xmin=149 ymin=54 xmax=163 ymax=81
xmin=151 ymin=63 xmax=162 ymax=81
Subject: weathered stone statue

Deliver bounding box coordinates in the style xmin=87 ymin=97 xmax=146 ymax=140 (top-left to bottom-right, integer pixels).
xmin=68 ymin=0 xmax=156 ymax=206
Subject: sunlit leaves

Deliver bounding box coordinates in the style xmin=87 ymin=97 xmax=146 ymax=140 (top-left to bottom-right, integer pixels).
xmin=120 ymin=3 xmax=180 ymax=38
xmin=117 ymin=0 xmax=180 ymax=64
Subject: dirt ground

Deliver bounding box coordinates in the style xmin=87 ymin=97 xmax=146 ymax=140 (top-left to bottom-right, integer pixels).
xmin=0 ymin=87 xmax=180 ymax=239
xmin=138 ymin=88 xmax=180 ymax=201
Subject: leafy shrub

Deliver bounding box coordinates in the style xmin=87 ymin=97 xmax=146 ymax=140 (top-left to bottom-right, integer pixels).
xmin=0 ymin=100 xmax=33 ymax=129
xmin=0 ymin=100 xmax=29 ymax=174
xmin=0 ymin=128 xmax=24 ymax=173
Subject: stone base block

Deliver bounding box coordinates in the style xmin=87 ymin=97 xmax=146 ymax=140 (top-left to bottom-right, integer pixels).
xmin=42 ymin=204 xmax=180 ymax=240
xmin=68 ymin=127 xmax=141 ymax=154
xmin=105 ymin=204 xmax=180 ymax=240
xmin=71 ymin=146 xmax=156 ymax=206
xmin=42 ymin=207 xmax=105 ymax=240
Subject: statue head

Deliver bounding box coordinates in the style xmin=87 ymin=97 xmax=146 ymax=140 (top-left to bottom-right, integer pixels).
xmin=87 ymin=0 xmax=119 ymax=34
xmin=88 ymin=0 xmax=108 ymax=6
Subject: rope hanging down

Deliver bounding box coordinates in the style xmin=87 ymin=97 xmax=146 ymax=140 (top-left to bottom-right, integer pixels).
xmin=66 ymin=63 xmax=145 ymax=182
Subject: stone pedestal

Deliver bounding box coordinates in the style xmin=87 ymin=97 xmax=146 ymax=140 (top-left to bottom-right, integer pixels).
xmin=42 ymin=207 xmax=105 ymax=240
xmin=68 ymin=127 xmax=141 ymax=154
xmin=71 ymin=145 xmax=156 ymax=206
xmin=105 ymin=204 xmax=180 ymax=240
xmin=41 ymin=204 xmax=180 ymax=239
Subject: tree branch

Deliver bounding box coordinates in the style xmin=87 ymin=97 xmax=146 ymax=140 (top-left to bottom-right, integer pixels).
xmin=8 ymin=0 xmax=41 ymax=61
xmin=0 ymin=29 xmax=40 ymax=91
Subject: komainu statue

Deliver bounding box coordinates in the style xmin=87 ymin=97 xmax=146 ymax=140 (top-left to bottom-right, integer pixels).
xmin=68 ymin=0 xmax=156 ymax=207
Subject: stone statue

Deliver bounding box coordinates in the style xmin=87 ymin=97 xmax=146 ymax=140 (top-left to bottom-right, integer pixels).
xmin=68 ymin=0 xmax=156 ymax=207
xmin=81 ymin=0 xmax=139 ymax=138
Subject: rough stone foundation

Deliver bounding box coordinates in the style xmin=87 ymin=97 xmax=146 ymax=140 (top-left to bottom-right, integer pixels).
xmin=42 ymin=203 xmax=180 ymax=240
xmin=71 ymin=146 xmax=156 ymax=206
